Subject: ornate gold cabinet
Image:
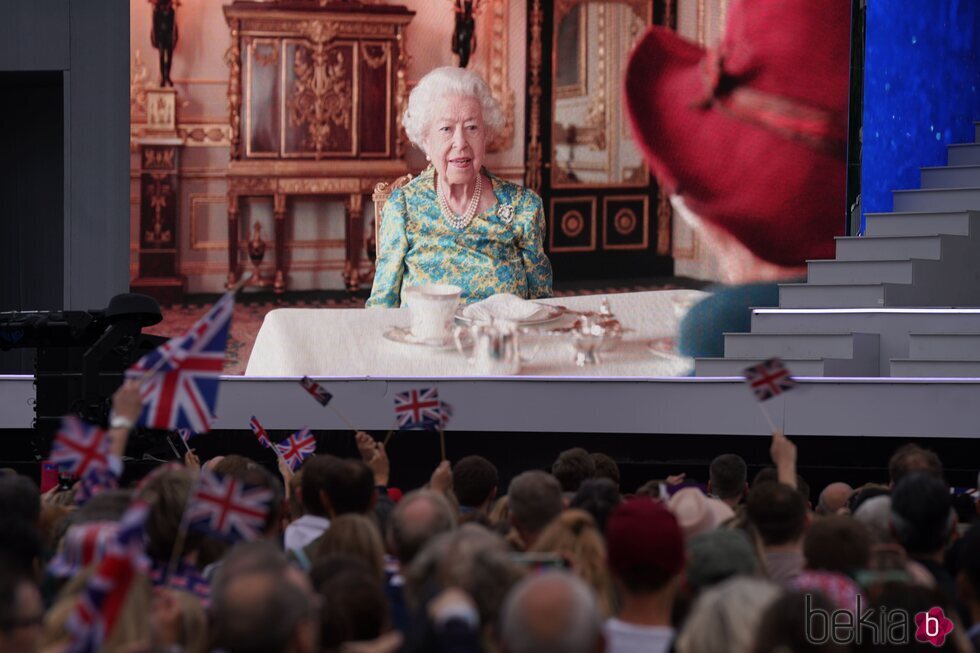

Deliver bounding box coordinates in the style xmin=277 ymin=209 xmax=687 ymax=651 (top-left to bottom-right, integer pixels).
xmin=223 ymin=1 xmax=414 ymax=294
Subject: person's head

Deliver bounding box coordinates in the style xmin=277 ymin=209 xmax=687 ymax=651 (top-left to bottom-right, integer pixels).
xmin=209 ymin=567 xmax=318 ymax=653
xmin=752 ymin=467 xmax=811 ymax=506
xmin=803 ymin=515 xmax=871 ymax=573
xmin=406 ymin=525 xmax=523 ymax=630
xmin=745 ymin=482 xmax=809 ymax=547
xmin=708 ymin=454 xmax=748 ymax=505
xmin=956 ymin=522 xmax=980 ymax=613
xmin=888 ymin=444 xmax=943 ymax=486
xmin=676 ymin=577 xmax=781 ymax=653
xmin=551 ymin=449 xmax=596 ymax=494
xmin=590 ymin=453 xmax=620 ymax=488
xmin=136 ymin=466 xmax=200 ymax=561
xmin=0 ymin=475 xmax=40 ymax=526
xmin=0 ymin=567 xmax=43 ymax=653
xmin=605 ymin=498 xmax=685 ymax=596
xmin=0 ymin=518 xmax=41 ymax=579
xmin=569 ymin=478 xmax=621 ymax=534
xmin=499 ymin=571 xmax=603 ymax=653
xmin=315 ymin=514 xmax=386 ymax=581
xmin=403 ymin=66 xmax=503 ymax=188
xmin=452 ymin=455 xmax=499 ymax=510
xmin=667 ymin=487 xmax=735 ymax=540
xmin=387 ymin=489 xmax=457 ymax=566
xmin=507 ymin=471 xmax=563 ymax=547
xmin=846 ymin=483 xmax=890 ymax=515
xmin=150 ymin=588 xmax=208 ymax=653
xmin=752 ymin=591 xmax=849 ymax=653
xmin=301 ymin=455 xmax=374 ymax=518
xmin=852 ymin=495 xmax=894 ymax=544
xmin=685 ymin=528 xmax=760 ymax=593
xmin=890 ymin=473 xmax=955 ymax=557
xmin=317 ymin=567 xmax=389 ymax=651
xmin=210 ymin=454 xmax=256 ymax=477
xmin=816 ymin=482 xmax=853 ymax=515
xmin=531 ymin=509 xmax=615 ymax=617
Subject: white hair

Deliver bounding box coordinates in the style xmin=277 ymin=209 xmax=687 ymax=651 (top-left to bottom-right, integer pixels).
xmin=500 ymin=571 xmax=602 ymax=653
xmin=402 ymin=66 xmax=504 ymax=152
xmin=676 ymin=577 xmax=781 ymax=653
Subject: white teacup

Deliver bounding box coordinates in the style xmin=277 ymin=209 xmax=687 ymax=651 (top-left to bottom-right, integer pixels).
xmin=404 ymin=284 xmax=462 ymax=343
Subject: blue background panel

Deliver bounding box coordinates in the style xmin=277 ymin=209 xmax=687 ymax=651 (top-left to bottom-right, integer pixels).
xmin=862 ymin=0 xmax=980 ymax=227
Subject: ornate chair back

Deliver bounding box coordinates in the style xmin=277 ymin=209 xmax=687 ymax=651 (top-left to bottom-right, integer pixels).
xmin=370 ymin=174 xmax=414 ymax=261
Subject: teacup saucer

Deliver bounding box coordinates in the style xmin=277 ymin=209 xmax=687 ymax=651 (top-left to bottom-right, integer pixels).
xmin=383 ymin=327 xmax=459 ymax=350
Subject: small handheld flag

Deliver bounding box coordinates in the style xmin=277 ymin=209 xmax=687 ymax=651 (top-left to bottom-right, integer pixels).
xmin=51 ymin=416 xmax=109 ymax=479
xmin=300 ymin=376 xmax=333 ymax=406
xmin=743 ymin=357 xmax=797 ymax=402
xmin=126 ymin=291 xmax=234 ymax=433
xmin=186 ymin=470 xmax=273 ymax=543
xmin=394 ymin=387 xmax=442 ymax=430
xmin=249 ymin=416 xmax=272 ymax=448
xmin=274 ymin=427 xmax=317 ymax=471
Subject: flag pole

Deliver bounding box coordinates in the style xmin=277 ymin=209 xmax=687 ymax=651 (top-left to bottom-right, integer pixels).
xmin=383 ymin=429 xmax=395 ymax=447
xmin=165 ymin=435 xmax=182 ymax=461
xmin=329 ymin=405 xmax=359 ymax=433
xmin=438 ymin=426 xmax=446 ymax=461
xmin=757 ymin=403 xmax=778 ymax=434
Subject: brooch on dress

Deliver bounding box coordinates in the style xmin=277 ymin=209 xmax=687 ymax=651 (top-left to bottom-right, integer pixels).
xmin=496 ymin=204 xmax=515 ymax=224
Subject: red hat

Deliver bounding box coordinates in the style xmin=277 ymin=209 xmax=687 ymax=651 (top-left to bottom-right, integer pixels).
xmin=624 ymin=0 xmax=850 ymax=267
xmin=606 ymin=498 xmax=685 ymax=587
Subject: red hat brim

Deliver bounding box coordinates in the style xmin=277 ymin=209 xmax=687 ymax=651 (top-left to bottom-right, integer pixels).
xmin=624 ymin=28 xmax=845 ymax=267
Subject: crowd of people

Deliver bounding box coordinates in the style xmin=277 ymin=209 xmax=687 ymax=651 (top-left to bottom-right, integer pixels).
xmin=1 ymin=382 xmax=978 ymax=653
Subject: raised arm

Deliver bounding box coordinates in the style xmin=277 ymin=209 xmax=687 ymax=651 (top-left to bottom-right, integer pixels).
xmin=366 ymin=188 xmax=410 ymax=308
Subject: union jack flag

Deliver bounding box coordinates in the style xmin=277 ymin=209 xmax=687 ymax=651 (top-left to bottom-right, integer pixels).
xmin=176 ymin=428 xmax=196 ymax=444
xmin=438 ymin=401 xmax=453 ymax=429
xmin=126 ymin=291 xmax=234 ymax=433
xmin=64 ymin=501 xmax=149 ymax=653
xmin=73 ymin=466 xmax=120 ymax=506
xmin=275 ymin=427 xmax=317 ymax=471
xmin=744 ymin=357 xmax=798 ymax=402
xmin=394 ymin=387 xmax=443 ymax=429
xmin=186 ymin=470 xmax=273 ymax=543
xmin=249 ymin=415 xmax=272 ymax=448
xmin=300 ymin=376 xmax=333 ymax=406
xmin=51 ymin=416 xmax=109 ymax=478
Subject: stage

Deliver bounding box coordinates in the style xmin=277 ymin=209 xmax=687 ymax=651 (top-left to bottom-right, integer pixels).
xmin=2 ymin=373 xmax=978 ymax=493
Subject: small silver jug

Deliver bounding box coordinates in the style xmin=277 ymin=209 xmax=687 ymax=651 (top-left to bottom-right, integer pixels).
xmin=454 ymin=320 xmax=536 ymax=375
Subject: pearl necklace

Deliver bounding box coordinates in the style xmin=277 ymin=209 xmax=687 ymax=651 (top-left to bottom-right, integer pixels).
xmin=438 ymin=174 xmax=483 ymax=230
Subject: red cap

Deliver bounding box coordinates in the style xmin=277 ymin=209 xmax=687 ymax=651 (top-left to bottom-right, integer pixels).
xmin=624 ymin=0 xmax=850 ymax=267
xmin=606 ymin=498 xmax=685 ymax=588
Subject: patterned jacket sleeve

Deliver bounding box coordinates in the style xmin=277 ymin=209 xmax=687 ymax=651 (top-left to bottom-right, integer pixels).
xmin=518 ymin=189 xmax=554 ymax=299
xmin=366 ymin=187 xmax=409 ymax=308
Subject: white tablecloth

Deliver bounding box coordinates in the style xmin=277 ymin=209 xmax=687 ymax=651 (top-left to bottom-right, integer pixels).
xmin=244 ymin=290 xmax=709 ymax=378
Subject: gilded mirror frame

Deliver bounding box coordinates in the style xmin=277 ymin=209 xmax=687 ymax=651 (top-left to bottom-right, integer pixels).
xmin=549 ymin=0 xmax=653 ymax=189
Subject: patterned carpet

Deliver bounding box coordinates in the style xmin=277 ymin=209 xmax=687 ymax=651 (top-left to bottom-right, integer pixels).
xmin=145 ymin=279 xmax=703 ymax=375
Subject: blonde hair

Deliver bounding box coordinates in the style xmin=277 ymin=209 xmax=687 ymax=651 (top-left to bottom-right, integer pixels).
xmin=43 ymin=567 xmax=155 ymax=651
xmin=402 ymin=66 xmax=504 ymax=150
xmin=531 ymin=509 xmax=616 ymax=617
xmin=315 ymin=514 xmax=385 ymax=581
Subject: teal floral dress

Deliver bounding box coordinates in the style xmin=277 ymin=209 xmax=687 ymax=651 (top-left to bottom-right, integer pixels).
xmin=366 ymin=166 xmax=554 ymax=307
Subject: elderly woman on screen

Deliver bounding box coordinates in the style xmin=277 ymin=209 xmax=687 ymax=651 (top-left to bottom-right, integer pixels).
xmin=366 ymin=67 xmax=553 ymax=308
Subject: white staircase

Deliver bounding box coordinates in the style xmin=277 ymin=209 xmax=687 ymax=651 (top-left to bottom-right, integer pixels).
xmin=695 ymin=121 xmax=980 ymax=378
